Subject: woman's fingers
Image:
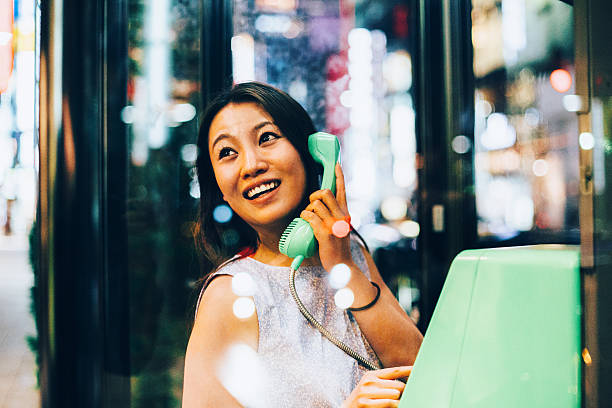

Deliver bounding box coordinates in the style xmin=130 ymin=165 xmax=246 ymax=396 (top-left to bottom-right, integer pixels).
xmin=359 ymin=386 xmax=402 ymax=400
xmin=371 ymin=379 xmax=406 ymax=393
xmin=307 ymin=164 xmax=350 ymax=233
xmin=309 ymin=188 xmax=346 ymax=220
xmin=334 ymin=163 xmax=349 ymax=213
xmin=306 ymin=199 xmax=352 ymax=239
xmin=300 ymin=209 xmax=326 ymax=236
xmin=305 ymin=199 xmax=334 ymax=227
xmin=372 ymin=366 xmax=413 ymax=381
xmin=356 ymin=398 xmax=400 ymax=408
xmin=343 ymin=366 xmax=412 ymax=408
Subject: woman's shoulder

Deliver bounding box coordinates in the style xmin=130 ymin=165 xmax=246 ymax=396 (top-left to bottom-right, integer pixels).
xmin=194 ymin=254 xmax=256 ymax=319
xmin=215 ymin=253 xmax=251 ymax=273
xmin=190 ymin=274 xmax=259 ymax=355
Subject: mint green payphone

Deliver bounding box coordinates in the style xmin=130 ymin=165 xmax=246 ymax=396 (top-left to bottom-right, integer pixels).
xmin=400 ymin=246 xmax=581 ymax=408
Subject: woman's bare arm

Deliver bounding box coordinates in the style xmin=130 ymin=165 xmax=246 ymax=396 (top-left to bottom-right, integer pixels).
xmin=346 ymin=245 xmax=423 ymax=368
xmin=182 ymin=275 xmax=259 ymax=408
xmin=302 ymin=164 xmax=422 ymax=369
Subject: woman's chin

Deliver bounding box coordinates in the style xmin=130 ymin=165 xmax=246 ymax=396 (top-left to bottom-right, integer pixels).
xmin=247 ymin=212 xmax=298 ymax=235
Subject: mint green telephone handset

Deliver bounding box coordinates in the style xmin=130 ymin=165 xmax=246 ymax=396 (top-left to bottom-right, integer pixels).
xmin=278 ymin=131 xmax=340 ymax=270
xmin=278 ymin=131 xmax=379 ymax=371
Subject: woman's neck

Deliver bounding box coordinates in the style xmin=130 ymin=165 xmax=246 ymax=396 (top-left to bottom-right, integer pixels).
xmin=251 ymin=228 xmax=321 ymax=268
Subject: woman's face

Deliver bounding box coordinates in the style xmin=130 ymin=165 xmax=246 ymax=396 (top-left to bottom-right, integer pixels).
xmin=208 ymin=102 xmax=308 ymax=232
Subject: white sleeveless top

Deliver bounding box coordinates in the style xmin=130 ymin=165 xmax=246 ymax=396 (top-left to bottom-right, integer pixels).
xmin=198 ymin=236 xmax=381 ymax=407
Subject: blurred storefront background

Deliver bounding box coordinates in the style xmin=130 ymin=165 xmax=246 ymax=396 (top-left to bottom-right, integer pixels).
xmin=29 ymin=0 xmax=608 ymax=406
xmin=471 ymin=0 xmax=579 ymax=245
xmin=116 ymin=0 xmax=578 ymax=405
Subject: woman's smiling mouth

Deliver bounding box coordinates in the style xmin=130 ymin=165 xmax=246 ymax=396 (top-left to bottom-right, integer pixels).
xmin=243 ymin=180 xmax=281 ymax=200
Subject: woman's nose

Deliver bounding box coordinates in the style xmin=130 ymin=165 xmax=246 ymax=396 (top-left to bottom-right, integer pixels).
xmin=240 ymin=149 xmax=268 ymax=178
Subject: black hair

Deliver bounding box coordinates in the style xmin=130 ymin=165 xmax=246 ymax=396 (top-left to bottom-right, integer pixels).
xmin=194 ymin=82 xmax=321 ymax=276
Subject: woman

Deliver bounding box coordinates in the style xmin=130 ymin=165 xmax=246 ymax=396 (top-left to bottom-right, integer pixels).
xmin=183 ymin=82 xmax=423 ymax=407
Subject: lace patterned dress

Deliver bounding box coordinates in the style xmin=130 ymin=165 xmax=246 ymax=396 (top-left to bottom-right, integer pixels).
xmin=197 ymin=236 xmax=380 ymax=407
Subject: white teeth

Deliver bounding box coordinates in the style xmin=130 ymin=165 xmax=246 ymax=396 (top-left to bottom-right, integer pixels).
xmin=247 ymin=181 xmax=278 ymax=198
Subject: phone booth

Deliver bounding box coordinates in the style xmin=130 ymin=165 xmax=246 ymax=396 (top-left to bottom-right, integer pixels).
xmin=400 ymin=246 xmax=581 ymax=407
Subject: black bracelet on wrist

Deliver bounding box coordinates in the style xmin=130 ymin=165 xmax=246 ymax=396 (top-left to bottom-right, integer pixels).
xmin=348 ymin=281 xmax=381 ymax=312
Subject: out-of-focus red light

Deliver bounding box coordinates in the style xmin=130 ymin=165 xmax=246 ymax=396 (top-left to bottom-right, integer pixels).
xmin=393 ymin=4 xmax=410 ymax=38
xmin=550 ymin=69 xmax=572 ymax=93
xmin=332 ymin=220 xmax=350 ymax=238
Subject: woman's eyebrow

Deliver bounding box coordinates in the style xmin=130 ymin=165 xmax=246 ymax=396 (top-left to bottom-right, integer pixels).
xmin=253 ymin=120 xmax=274 ymax=131
xmin=210 ymin=134 xmax=232 ymax=150
xmin=210 ymin=121 xmax=276 ymax=150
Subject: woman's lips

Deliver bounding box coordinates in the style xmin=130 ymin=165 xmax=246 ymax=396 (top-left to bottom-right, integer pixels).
xmin=244 ymin=181 xmax=281 ymax=201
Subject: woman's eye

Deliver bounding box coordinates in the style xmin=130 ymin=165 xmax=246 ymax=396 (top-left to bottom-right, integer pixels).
xmin=260 ymin=132 xmax=280 ymax=144
xmin=218 ymin=147 xmax=235 ymax=159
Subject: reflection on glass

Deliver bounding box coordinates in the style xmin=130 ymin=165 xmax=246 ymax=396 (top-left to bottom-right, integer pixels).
xmin=125 ymin=0 xmax=201 ymax=405
xmin=472 ymin=0 xmax=579 ymax=243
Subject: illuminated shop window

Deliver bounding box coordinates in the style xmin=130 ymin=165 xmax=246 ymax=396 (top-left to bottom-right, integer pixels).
xmin=471 ymin=0 xmax=578 ymax=242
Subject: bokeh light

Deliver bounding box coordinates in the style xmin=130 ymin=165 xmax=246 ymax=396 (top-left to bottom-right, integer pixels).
xmin=331 ymin=220 xmax=350 ymax=238
xmin=475 ymin=99 xmax=493 ymax=117
xmin=579 ymin=132 xmax=594 ymax=150
xmin=382 ymin=50 xmax=412 ymax=92
xmin=399 ymin=220 xmax=420 ymax=238
xmin=232 ymin=272 xmax=256 ymax=297
xmin=255 ymin=14 xmax=291 ymax=33
xmin=334 ymin=288 xmax=355 ymax=309
xmin=231 ymin=33 xmax=255 ymax=83
xmin=524 ymin=108 xmax=540 ymax=127
xmin=380 ymin=196 xmax=407 ymax=221
xmin=348 ymin=28 xmax=372 ymax=48
xmin=532 ymin=159 xmax=549 ymax=177
xmin=451 ymin=135 xmax=471 ymax=154
xmin=180 ymin=143 xmax=198 ymax=162
xmin=550 ymin=69 xmax=572 ymax=93
xmin=562 ymin=94 xmax=583 ymax=112
xmin=189 ymin=179 xmax=200 ymax=198
xmin=233 ymin=297 xmax=256 ymax=319
xmin=120 ymin=105 xmax=134 ymax=123
xmin=582 ymin=348 xmax=592 ymax=366
xmin=169 ymin=103 xmax=196 ymax=123
xmin=213 ymin=204 xmax=233 ymax=223
xmin=480 ymin=113 xmax=517 ymax=150
xmin=329 ymin=263 xmax=351 ymax=289
xmin=217 ymin=343 xmax=267 ymax=407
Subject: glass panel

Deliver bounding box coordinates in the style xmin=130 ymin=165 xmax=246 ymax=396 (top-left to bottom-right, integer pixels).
xmin=471 ymin=0 xmax=579 ymax=244
xmin=0 ymin=0 xmax=40 ymax=405
xmin=125 ymin=0 xmax=201 ymax=406
xmin=231 ymin=0 xmax=421 ymax=321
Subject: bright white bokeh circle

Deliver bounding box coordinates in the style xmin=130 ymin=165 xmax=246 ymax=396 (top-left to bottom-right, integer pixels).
xmin=579 ymin=132 xmax=594 ymax=150
xmin=232 ymin=272 xmax=255 ymax=296
xmin=329 ymin=264 xmax=351 ymax=289
xmin=233 ymin=297 xmax=255 ymax=319
xmin=334 ymin=288 xmax=355 ymax=310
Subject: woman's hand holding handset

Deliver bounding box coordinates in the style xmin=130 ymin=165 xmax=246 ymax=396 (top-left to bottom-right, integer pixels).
xmin=300 ymin=163 xmax=355 ymax=272
xmin=301 ymin=162 xmax=380 ymax=308
xmin=302 ymin=161 xmax=422 ymax=377
xmin=341 ymin=366 xmax=412 ymax=408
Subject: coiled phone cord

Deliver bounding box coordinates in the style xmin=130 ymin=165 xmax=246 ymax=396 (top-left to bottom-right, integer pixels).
xmin=289 ymin=265 xmax=380 ymax=371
